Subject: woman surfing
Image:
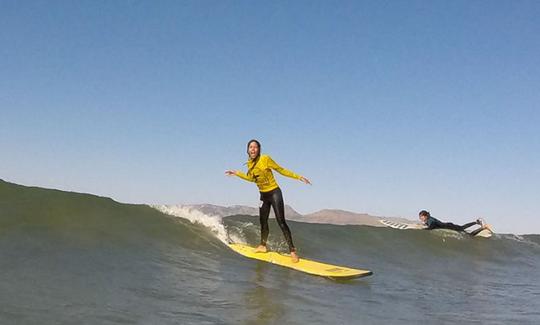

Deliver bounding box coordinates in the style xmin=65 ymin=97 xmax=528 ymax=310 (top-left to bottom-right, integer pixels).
xmin=225 ymin=139 xmax=311 ymax=263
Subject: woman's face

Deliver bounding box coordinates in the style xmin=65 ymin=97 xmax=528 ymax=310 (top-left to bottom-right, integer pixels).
xmin=419 ymin=214 xmax=428 ymax=223
xmin=248 ymin=142 xmax=260 ymax=159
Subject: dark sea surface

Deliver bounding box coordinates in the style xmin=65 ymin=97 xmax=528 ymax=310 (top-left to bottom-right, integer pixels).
xmin=1 ymin=180 xmax=539 ymax=324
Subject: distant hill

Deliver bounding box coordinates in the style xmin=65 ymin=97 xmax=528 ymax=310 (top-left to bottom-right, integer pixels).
xmin=179 ymin=204 xmax=415 ymax=227
xmin=177 ymin=203 xmax=303 ymax=219
xmin=298 ymin=209 xmax=413 ymax=226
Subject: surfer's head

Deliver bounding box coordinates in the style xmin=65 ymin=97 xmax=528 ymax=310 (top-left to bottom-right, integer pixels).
xmin=247 ymin=139 xmax=261 ymax=160
xmin=419 ymin=210 xmax=430 ymax=223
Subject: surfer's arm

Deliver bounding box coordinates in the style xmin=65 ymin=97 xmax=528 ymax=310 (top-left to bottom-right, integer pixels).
xmin=234 ymin=171 xmax=256 ymax=182
xmin=266 ymin=156 xmax=302 ymax=180
xmin=425 ymin=218 xmax=441 ymax=230
xmin=225 ymin=170 xmax=255 ymax=182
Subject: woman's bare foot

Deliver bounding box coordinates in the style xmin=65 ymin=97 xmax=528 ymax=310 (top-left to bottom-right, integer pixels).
xmin=483 ymin=224 xmax=494 ymax=233
xmin=290 ymin=251 xmax=299 ymax=263
xmin=254 ymin=245 xmax=267 ymax=253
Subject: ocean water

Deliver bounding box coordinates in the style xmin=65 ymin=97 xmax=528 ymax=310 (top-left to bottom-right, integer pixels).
xmin=1 ymin=180 xmax=539 ymax=324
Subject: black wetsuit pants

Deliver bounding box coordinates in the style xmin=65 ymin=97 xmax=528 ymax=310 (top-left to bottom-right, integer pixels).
xmin=436 ymin=221 xmax=484 ymax=236
xmin=259 ymin=187 xmax=295 ymax=252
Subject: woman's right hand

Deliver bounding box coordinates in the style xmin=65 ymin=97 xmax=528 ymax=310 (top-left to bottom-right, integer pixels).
xmin=225 ymin=170 xmax=237 ymax=176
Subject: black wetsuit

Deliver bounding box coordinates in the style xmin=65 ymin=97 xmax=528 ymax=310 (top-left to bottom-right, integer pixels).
xmin=259 ymin=187 xmax=295 ymax=252
xmin=425 ymin=216 xmax=483 ymax=236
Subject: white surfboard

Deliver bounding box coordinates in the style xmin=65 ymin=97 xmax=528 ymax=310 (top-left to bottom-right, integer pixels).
xmin=379 ymin=219 xmax=427 ymax=230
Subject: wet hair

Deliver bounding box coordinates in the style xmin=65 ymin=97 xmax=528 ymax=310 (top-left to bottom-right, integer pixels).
xmin=419 ymin=210 xmax=431 ymax=217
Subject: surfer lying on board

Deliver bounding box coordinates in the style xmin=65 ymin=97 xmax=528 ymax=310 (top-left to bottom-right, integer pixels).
xmin=226 ymin=139 xmax=311 ymax=263
xmin=419 ymin=210 xmax=493 ymax=235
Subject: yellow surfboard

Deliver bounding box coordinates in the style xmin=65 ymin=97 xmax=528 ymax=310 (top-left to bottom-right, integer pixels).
xmin=228 ymin=243 xmax=372 ymax=279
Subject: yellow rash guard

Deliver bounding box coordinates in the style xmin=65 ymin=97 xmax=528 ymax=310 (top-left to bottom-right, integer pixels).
xmin=235 ymin=154 xmax=302 ymax=192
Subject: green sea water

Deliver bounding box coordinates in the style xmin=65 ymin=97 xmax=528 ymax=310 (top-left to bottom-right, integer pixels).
xmin=1 ymin=180 xmax=539 ymax=324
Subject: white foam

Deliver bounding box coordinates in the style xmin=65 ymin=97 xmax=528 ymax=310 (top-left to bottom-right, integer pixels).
xmin=151 ymin=204 xmax=243 ymax=244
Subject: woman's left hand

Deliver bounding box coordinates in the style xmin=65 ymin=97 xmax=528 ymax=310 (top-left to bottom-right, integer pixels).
xmin=299 ymin=176 xmax=312 ymax=185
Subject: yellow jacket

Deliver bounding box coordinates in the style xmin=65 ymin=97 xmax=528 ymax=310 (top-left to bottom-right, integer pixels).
xmin=235 ymin=154 xmax=301 ymax=192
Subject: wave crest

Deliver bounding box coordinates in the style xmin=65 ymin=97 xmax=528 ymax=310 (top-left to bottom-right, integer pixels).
xmin=151 ymin=205 xmax=244 ymax=244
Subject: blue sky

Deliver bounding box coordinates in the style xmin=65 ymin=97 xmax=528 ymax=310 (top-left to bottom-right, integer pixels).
xmin=1 ymin=1 xmax=539 ymax=234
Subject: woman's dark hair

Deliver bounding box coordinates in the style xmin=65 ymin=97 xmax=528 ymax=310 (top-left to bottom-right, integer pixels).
xmin=419 ymin=210 xmax=431 ymax=217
